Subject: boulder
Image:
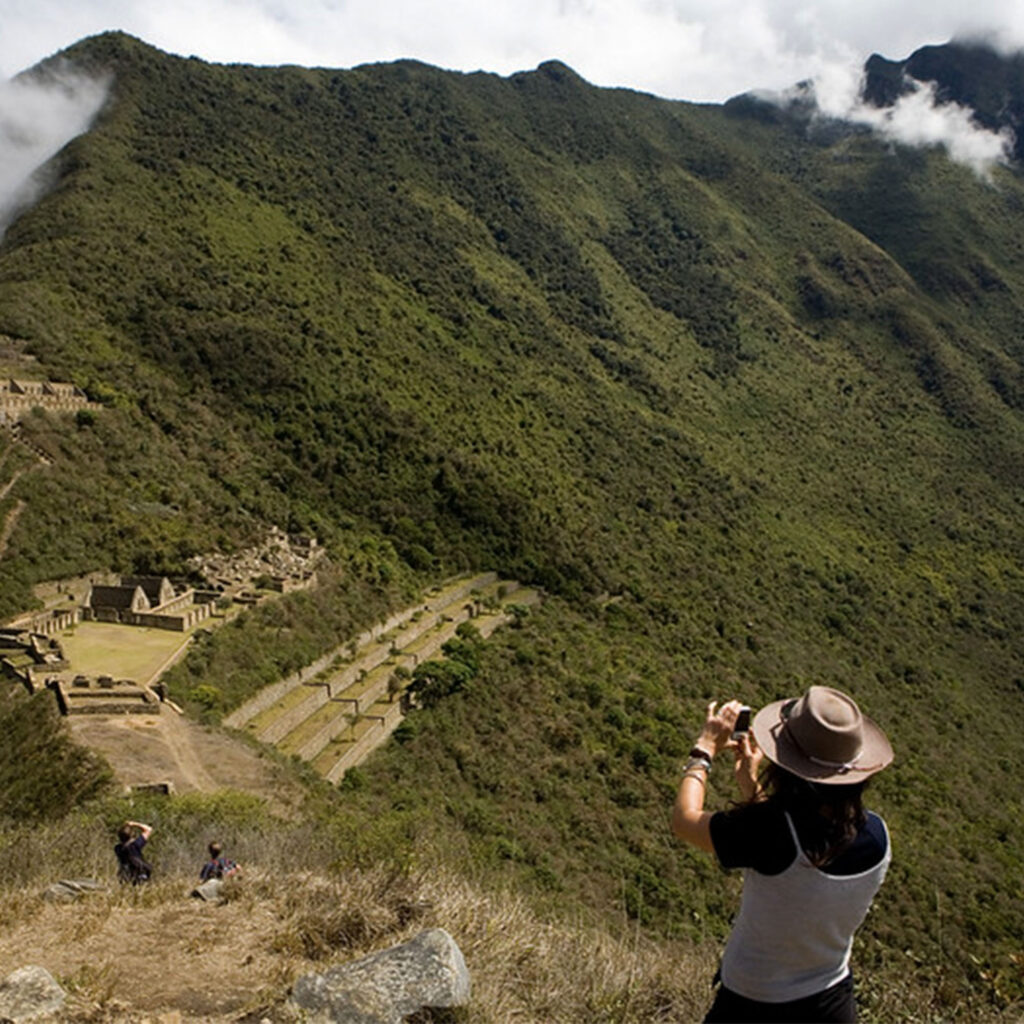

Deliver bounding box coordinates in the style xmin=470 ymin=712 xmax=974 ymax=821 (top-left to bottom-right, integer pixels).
xmin=290 ymin=928 xmax=470 ymax=1024
xmin=191 ymin=878 xmax=225 ymax=902
xmin=42 ymin=878 xmax=107 ymax=902
xmin=0 ymin=966 xmax=65 ymax=1022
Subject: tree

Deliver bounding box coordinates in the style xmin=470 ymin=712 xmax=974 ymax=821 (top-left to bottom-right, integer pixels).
xmin=387 ymin=665 xmax=410 ymax=702
xmin=408 ymin=658 xmax=474 ymax=709
xmin=506 ymin=603 xmax=530 ymax=628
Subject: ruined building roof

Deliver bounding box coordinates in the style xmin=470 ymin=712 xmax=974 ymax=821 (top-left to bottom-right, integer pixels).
xmin=89 ymin=584 xmax=150 ymax=611
xmin=120 ymin=576 xmax=175 ymax=606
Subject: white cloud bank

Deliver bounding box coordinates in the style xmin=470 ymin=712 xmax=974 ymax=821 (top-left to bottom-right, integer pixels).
xmin=802 ymin=60 xmax=1015 ymax=177
xmin=861 ymin=80 xmax=1013 ymax=176
xmin=0 ymin=67 xmax=110 ymax=238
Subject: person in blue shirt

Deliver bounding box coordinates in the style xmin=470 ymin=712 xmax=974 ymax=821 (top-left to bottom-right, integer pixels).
xmin=672 ymin=686 xmax=893 ymax=1023
xmin=114 ymin=820 xmax=153 ymax=885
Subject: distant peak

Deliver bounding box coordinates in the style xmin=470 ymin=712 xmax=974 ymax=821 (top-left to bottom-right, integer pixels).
xmin=861 ymin=39 xmax=1024 ymax=160
xmin=532 ymin=60 xmax=588 ymax=87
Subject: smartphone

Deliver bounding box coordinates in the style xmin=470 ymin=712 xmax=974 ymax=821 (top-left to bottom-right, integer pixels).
xmin=732 ymin=706 xmax=751 ymax=737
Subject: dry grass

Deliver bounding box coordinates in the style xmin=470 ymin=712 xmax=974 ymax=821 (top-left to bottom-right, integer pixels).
xmin=0 ymin=815 xmax=1014 ymax=1022
xmin=0 ymin=859 xmax=715 ymax=1023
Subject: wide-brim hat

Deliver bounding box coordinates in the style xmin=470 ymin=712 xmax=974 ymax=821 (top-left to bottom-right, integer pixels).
xmin=751 ymin=685 xmax=893 ymax=785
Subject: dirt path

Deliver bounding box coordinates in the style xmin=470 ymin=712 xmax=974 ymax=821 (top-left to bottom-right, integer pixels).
xmin=0 ymin=465 xmax=25 ymax=502
xmin=154 ymin=711 xmax=219 ymax=791
xmin=68 ymin=711 xmax=303 ymax=815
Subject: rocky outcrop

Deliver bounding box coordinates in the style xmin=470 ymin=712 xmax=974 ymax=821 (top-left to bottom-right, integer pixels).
xmin=0 ymin=966 xmax=65 ymax=1022
xmin=290 ymin=928 xmax=470 ymax=1024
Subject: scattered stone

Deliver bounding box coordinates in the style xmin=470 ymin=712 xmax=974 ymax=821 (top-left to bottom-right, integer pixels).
xmin=0 ymin=966 xmax=65 ymax=1022
xmin=290 ymin=928 xmax=470 ymax=1024
xmin=130 ymin=781 xmax=175 ymax=796
xmin=188 ymin=526 xmax=323 ymax=592
xmin=41 ymin=878 xmax=107 ymax=902
xmin=191 ymin=878 xmax=225 ymax=903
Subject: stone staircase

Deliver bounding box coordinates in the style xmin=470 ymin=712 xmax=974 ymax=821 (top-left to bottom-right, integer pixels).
xmin=225 ymin=572 xmax=539 ymax=783
xmin=7 ymin=423 xmax=53 ymax=466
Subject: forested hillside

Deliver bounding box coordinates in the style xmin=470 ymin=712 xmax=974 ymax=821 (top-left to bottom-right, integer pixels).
xmin=0 ymin=32 xmax=1021 ymax=1016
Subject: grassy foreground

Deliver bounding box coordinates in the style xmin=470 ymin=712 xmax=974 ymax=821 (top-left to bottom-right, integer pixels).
xmin=0 ymin=790 xmax=1015 ymax=1023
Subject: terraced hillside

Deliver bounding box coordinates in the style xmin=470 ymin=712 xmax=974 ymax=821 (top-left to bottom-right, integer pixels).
xmin=225 ymin=572 xmax=538 ymax=781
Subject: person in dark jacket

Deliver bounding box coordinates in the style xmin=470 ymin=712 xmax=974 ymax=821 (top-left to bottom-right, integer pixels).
xmin=114 ymin=819 xmax=153 ymax=885
xmin=672 ymin=686 xmax=893 ymax=1023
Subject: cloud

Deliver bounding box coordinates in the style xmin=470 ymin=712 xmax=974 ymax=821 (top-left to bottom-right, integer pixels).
xmin=762 ymin=56 xmax=1014 ymax=177
xmin=862 ymin=79 xmax=1014 ymax=176
xmin=0 ymin=64 xmax=110 ymax=239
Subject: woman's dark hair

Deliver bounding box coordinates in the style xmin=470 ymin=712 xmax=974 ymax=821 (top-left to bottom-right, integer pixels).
xmin=759 ymin=762 xmax=868 ymax=867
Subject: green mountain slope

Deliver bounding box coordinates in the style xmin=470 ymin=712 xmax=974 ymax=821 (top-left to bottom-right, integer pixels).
xmin=0 ymin=32 xmax=1021 ymax=1014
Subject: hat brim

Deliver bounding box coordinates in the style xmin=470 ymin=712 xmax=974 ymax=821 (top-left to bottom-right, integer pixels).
xmin=751 ymin=698 xmax=893 ymax=785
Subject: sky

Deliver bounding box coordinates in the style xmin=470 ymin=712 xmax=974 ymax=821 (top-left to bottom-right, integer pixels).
xmin=3 ymin=0 xmax=1024 ymax=103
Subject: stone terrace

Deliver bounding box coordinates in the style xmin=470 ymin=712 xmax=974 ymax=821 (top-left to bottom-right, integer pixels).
xmin=226 ymin=572 xmax=539 ymax=783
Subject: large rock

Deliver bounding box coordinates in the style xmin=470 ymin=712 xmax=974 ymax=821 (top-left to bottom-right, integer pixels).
xmin=0 ymin=966 xmax=65 ymax=1022
xmin=290 ymin=928 xmax=470 ymax=1024
xmin=191 ymin=877 xmax=225 ymax=902
xmin=42 ymin=878 xmax=107 ymax=903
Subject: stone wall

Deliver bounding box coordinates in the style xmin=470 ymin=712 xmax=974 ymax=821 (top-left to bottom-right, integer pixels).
xmin=10 ymin=608 xmax=81 ymax=636
xmin=223 ymin=605 xmax=409 ymax=729
xmin=224 ymin=572 xmax=497 ymax=730
xmin=0 ymin=382 xmax=97 ymax=424
xmin=324 ymin=701 xmax=404 ymax=784
xmin=257 ymin=685 xmax=332 ymax=745
xmin=295 ymin=701 xmax=359 ymax=762
xmin=84 ymin=595 xmax=214 ymax=631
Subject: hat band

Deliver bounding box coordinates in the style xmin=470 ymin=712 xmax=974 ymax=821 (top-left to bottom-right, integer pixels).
xmin=807 ymin=753 xmax=858 ymax=773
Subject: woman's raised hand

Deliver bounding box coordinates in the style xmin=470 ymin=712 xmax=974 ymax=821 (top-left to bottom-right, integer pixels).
xmin=695 ymin=699 xmax=746 ymax=758
xmin=733 ymin=732 xmax=764 ymax=801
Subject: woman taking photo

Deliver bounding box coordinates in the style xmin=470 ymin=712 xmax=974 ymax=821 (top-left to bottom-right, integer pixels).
xmin=672 ymin=686 xmax=893 ymax=1023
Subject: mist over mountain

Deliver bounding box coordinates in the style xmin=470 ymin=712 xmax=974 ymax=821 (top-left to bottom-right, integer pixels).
xmin=864 ymin=40 xmax=1024 ymax=160
xmin=727 ymin=39 xmax=1023 ymax=176
xmin=0 ymin=30 xmax=1021 ymax=1018
xmin=0 ymin=62 xmax=108 ymax=238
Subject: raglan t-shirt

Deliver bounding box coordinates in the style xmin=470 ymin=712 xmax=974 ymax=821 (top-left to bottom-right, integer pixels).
xmin=710 ymin=803 xmax=888 ymax=876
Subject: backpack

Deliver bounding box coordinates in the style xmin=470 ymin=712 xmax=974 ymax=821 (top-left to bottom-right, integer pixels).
xmin=202 ymin=855 xmax=239 ymax=880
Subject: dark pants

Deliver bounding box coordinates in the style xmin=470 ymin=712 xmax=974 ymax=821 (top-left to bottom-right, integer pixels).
xmin=704 ymin=972 xmax=856 ymax=1023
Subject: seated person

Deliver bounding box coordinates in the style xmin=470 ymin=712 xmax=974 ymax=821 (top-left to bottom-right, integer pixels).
xmin=199 ymin=841 xmax=239 ymax=881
